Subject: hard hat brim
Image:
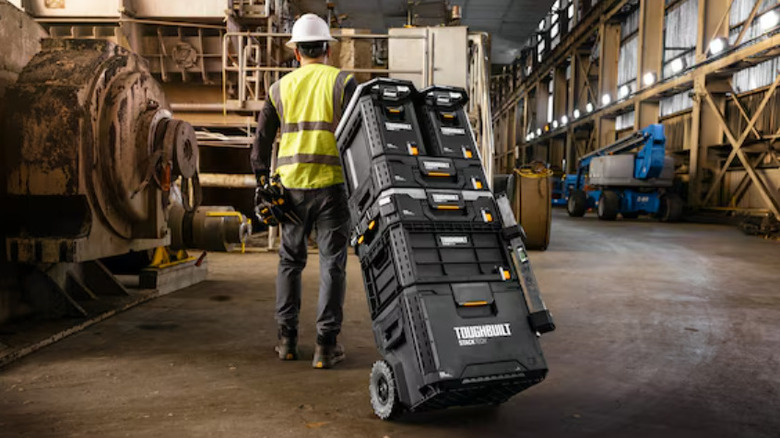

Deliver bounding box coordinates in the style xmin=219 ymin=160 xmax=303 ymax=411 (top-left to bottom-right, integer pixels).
xmin=285 ymin=35 xmax=338 ymax=49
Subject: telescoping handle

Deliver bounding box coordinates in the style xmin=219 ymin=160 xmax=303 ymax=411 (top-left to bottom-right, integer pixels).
xmin=495 ymin=194 xmax=556 ymax=334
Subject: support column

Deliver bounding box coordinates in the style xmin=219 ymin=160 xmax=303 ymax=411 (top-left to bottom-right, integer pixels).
xmin=550 ymin=65 xmax=568 ymax=169
xmin=535 ymin=79 xmax=549 ymax=131
xmin=689 ymin=0 xmax=730 ymax=206
xmin=553 ymin=65 xmax=568 ymax=121
xmin=565 ymin=55 xmax=577 ymax=173
xmin=521 ymin=97 xmax=529 ymax=165
xmin=635 ymin=0 xmax=664 ymax=128
xmin=597 ymin=21 xmax=620 ymax=147
xmin=507 ymin=106 xmax=517 ymax=172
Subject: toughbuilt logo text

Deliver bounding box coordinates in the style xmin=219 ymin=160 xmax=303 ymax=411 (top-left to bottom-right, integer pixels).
xmin=453 ymin=323 xmax=512 ymax=346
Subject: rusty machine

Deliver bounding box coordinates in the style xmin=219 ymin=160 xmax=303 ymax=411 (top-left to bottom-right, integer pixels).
xmin=1 ymin=38 xmax=250 ymax=319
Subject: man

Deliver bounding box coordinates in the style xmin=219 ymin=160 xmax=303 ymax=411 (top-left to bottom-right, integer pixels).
xmin=251 ymin=13 xmax=357 ymax=369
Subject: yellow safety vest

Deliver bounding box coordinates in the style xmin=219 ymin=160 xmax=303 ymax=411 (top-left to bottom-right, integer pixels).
xmin=269 ymin=63 xmax=353 ymax=189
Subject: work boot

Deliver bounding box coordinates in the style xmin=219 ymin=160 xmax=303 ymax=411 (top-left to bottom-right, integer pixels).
xmin=312 ymin=333 xmax=345 ymax=369
xmin=274 ymin=327 xmax=299 ymax=360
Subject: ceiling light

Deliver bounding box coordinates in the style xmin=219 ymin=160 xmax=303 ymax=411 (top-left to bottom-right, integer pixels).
xmin=708 ymin=37 xmax=729 ymax=56
xmin=573 ymin=109 xmax=581 ymax=119
xmin=618 ymin=85 xmax=630 ymax=99
xmin=585 ymin=102 xmax=594 ymax=113
xmin=552 ymin=120 xmax=559 ymax=129
xmin=526 ymin=133 xmax=532 ymax=141
xmin=560 ymin=115 xmax=568 ymax=126
xmin=643 ymin=72 xmax=657 ymax=87
xmin=601 ymin=93 xmax=611 ymax=106
xmin=670 ymin=57 xmax=686 ymax=74
xmin=760 ymin=10 xmax=779 ymax=31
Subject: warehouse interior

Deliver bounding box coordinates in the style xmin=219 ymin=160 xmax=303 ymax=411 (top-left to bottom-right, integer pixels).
xmin=1 ymin=0 xmax=779 ymax=436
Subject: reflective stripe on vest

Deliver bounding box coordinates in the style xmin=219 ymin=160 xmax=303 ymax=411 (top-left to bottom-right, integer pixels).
xmin=270 ymin=64 xmax=353 ymax=189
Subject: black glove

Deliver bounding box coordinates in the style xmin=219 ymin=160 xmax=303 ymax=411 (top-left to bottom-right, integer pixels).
xmin=253 ymin=174 xmax=302 ymax=226
xmin=255 ymin=169 xmax=270 ymax=186
xmin=254 ymin=175 xmax=278 ymax=227
xmin=254 ymin=184 xmax=267 ymax=210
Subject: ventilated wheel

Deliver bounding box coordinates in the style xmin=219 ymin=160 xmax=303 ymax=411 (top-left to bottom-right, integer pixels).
xmin=597 ymin=191 xmax=619 ymax=220
xmin=567 ymin=189 xmax=587 ymax=217
xmin=369 ymin=360 xmax=403 ymax=420
xmin=658 ymin=193 xmax=683 ymax=222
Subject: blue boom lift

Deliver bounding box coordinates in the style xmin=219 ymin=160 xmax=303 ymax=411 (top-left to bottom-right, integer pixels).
xmin=566 ymin=124 xmax=683 ymax=221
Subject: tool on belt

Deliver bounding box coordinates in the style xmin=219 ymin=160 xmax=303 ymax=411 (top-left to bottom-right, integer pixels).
xmin=254 ymin=175 xmax=302 ymax=226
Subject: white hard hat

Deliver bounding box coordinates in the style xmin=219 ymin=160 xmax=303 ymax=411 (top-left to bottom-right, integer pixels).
xmin=286 ymin=13 xmax=336 ymax=49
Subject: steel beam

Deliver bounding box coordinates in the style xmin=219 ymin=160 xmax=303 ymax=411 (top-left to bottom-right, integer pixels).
xmin=700 ymin=74 xmax=780 ymax=217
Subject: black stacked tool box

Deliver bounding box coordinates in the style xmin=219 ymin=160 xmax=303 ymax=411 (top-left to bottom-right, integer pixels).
xmin=351 ymin=189 xmax=500 ymax=255
xmin=417 ymin=86 xmax=480 ymax=160
xmin=359 ymin=221 xmax=514 ymax=318
xmin=338 ymin=79 xmax=425 ymax=189
xmin=347 ymin=154 xmax=489 ymax=220
xmin=337 ymin=79 xmax=485 ymax=224
xmin=334 ymin=78 xmax=552 ymax=420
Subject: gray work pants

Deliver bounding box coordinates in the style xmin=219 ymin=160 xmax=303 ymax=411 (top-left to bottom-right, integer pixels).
xmin=276 ymin=184 xmax=350 ymax=337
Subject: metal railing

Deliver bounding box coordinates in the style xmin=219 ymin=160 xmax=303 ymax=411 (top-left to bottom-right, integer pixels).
xmin=229 ymin=0 xmax=272 ymax=17
xmin=468 ymin=32 xmax=496 ymax=184
xmin=221 ymin=31 xmax=429 ymax=111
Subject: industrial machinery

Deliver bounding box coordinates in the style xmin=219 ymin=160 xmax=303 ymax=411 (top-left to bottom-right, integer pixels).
xmin=551 ymin=174 xmax=568 ymax=207
xmin=4 ymin=39 xmax=200 ymax=264
xmin=169 ymin=205 xmax=252 ymax=253
xmin=1 ymin=38 xmax=249 ymax=321
xmin=566 ymin=124 xmax=682 ymax=221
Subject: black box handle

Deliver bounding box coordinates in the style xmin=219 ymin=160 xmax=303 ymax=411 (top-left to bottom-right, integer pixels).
xmin=381 ymin=309 xmax=405 ymax=350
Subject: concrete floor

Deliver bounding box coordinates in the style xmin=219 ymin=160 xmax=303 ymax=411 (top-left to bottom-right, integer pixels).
xmin=2 ymin=210 xmax=779 ymax=437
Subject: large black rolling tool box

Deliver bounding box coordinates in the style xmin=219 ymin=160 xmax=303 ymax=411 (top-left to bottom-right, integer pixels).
xmin=363 ymin=195 xmax=555 ymax=419
xmin=335 ymin=80 xmax=555 ymax=420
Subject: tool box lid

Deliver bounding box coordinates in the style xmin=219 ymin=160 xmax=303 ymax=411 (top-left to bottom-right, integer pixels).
xmin=336 ymin=78 xmax=418 ymax=138
xmin=419 ymin=85 xmax=469 ymax=108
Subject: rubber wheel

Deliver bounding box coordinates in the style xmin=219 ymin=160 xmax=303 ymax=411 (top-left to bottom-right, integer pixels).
xmin=492 ymin=173 xmax=515 ymax=200
xmin=658 ymin=193 xmax=684 ymax=222
xmin=622 ymin=211 xmax=639 ymax=219
xmin=369 ymin=360 xmax=403 ymax=420
xmin=597 ymin=191 xmax=619 ymax=221
xmin=567 ymin=189 xmax=587 ymax=217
